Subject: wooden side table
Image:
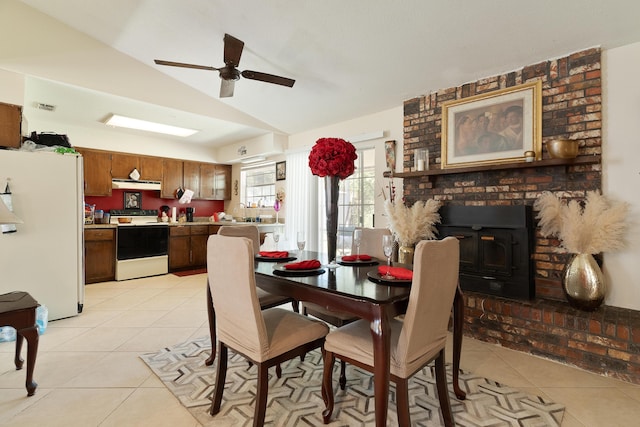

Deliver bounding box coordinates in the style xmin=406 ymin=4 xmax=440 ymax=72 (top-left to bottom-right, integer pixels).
xmin=0 ymin=291 xmax=39 ymax=396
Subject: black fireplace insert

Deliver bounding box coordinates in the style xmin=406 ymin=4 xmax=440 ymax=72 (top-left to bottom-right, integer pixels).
xmin=437 ymin=205 xmax=535 ymax=300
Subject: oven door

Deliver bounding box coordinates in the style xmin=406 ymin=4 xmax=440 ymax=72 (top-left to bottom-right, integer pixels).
xmin=117 ymin=225 xmax=169 ymax=260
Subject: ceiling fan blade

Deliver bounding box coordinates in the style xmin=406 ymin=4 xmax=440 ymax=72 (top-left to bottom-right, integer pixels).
xmin=241 ymin=70 xmax=295 ymax=87
xmin=223 ymin=34 xmax=244 ymax=66
xmin=154 ymin=59 xmax=218 ymax=71
xmin=220 ymin=79 xmax=235 ymax=98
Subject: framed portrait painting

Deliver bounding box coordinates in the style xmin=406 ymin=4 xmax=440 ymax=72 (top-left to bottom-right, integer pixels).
xmin=124 ymin=191 xmax=142 ymax=209
xmin=276 ymin=161 xmax=286 ymax=181
xmin=441 ymin=80 xmax=542 ymax=169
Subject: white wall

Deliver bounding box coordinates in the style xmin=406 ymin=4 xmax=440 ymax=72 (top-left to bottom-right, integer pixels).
xmin=288 ymin=106 xmax=404 ymax=228
xmin=0 ymin=68 xmax=24 ymax=105
xmin=602 ymin=42 xmax=640 ymax=310
xmin=27 ymin=116 xmax=219 ymax=163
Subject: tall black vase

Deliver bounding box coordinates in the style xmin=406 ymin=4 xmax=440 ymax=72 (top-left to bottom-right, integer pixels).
xmin=325 ymin=176 xmax=340 ymax=263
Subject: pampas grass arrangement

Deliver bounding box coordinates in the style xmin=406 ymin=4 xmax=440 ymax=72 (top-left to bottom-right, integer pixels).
xmin=534 ymin=191 xmax=629 ymax=254
xmin=384 ymin=199 xmax=442 ymax=246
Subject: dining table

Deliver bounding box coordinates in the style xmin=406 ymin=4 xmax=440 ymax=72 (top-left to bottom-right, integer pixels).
xmin=205 ymin=250 xmax=465 ymax=427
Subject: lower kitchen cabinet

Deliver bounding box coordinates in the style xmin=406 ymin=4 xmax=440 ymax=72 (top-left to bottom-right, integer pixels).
xmin=169 ymin=225 xmax=209 ymax=271
xmin=85 ymin=228 xmax=116 ymax=284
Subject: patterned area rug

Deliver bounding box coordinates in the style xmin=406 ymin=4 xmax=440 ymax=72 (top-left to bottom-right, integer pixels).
xmin=141 ymin=336 xmax=565 ymax=426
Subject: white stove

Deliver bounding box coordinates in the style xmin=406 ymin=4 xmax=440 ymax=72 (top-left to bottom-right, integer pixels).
xmin=109 ymin=209 xmax=169 ymax=280
xmin=109 ymin=209 xmax=165 ymax=226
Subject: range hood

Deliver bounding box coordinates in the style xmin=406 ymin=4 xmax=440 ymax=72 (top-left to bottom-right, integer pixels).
xmin=112 ymin=179 xmax=161 ymax=191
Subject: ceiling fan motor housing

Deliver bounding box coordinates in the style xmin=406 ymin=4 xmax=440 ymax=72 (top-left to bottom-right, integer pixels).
xmin=219 ymin=66 xmax=241 ymax=81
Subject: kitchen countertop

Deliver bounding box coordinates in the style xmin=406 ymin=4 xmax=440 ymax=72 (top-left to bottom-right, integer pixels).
xmin=84 ymin=223 xmax=117 ymax=229
xmin=84 ymin=220 xmax=284 ymax=228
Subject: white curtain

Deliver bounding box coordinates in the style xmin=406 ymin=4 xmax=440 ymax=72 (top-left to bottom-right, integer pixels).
xmin=284 ymin=150 xmax=320 ymax=251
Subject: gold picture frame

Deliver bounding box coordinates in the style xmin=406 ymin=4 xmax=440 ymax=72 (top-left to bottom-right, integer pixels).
xmin=441 ymin=80 xmax=542 ymax=169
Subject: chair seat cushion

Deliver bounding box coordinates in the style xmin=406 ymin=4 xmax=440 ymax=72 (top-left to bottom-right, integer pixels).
xmin=325 ymin=319 xmax=445 ymax=378
xmin=260 ymin=308 xmax=329 ymax=361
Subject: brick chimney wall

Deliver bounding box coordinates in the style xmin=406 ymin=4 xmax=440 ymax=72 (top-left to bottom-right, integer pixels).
xmin=402 ymin=47 xmax=640 ymax=384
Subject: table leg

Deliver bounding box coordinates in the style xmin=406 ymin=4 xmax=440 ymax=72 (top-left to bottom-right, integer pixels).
xmin=370 ymin=308 xmax=391 ymax=427
xmin=205 ymin=283 xmax=217 ymax=367
xmin=452 ymin=284 xmax=466 ymax=400
xmin=18 ymin=325 xmax=38 ymax=396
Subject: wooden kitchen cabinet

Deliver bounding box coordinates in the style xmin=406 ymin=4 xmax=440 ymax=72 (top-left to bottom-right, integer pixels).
xmin=190 ymin=225 xmax=209 ymax=267
xmin=0 ymin=102 xmax=22 ymax=149
xmin=139 ymin=156 xmax=163 ymax=181
xmin=201 ymin=163 xmax=231 ymax=200
xmin=169 ymin=225 xmax=209 ymax=271
xmin=161 ymin=158 xmax=183 ymax=199
xmin=110 ymin=152 xmax=139 ymax=179
xmin=84 ymin=228 xmax=116 ymax=283
xmin=76 ymin=148 xmax=112 ymax=196
xmin=183 ymin=161 xmax=201 ymax=199
xmin=214 ymin=164 xmax=231 ymax=200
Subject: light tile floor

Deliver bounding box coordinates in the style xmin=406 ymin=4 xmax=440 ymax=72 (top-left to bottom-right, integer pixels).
xmin=1 ymin=273 xmax=639 ymax=426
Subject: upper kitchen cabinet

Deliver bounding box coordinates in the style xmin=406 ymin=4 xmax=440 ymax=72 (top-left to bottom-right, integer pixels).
xmin=161 ymin=158 xmax=183 ymax=199
xmin=111 ymin=153 xmax=139 ymax=179
xmin=76 ymin=147 xmax=112 ymax=196
xmin=199 ymin=163 xmax=231 ymax=200
xmin=0 ymin=102 xmax=22 ymax=149
xmin=162 ymin=160 xmax=231 ymax=200
xmin=111 ymin=153 xmax=163 ymax=181
xmin=139 ymin=156 xmax=163 ymax=181
xmin=183 ymin=161 xmax=201 ymax=199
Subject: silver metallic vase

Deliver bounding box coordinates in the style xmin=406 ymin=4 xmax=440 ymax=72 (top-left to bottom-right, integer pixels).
xmin=562 ymin=253 xmax=605 ymax=311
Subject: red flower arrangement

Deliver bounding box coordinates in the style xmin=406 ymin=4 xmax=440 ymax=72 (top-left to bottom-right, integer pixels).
xmin=308 ymin=137 xmax=358 ymax=179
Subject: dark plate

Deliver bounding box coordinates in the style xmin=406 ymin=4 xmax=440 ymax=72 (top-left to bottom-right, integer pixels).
xmin=366 ymin=271 xmax=412 ymax=286
xmin=255 ymin=255 xmax=297 ymax=262
xmin=338 ymin=257 xmax=379 ymax=266
xmin=273 ymin=266 xmax=326 ymax=277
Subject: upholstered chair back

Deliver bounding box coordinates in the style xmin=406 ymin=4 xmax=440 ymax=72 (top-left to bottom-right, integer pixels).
xmin=207 ymin=234 xmax=268 ymax=360
xmin=218 ymin=225 xmax=260 ymax=254
xmin=394 ymin=236 xmax=459 ymax=377
xmin=351 ymin=227 xmax=392 ymax=259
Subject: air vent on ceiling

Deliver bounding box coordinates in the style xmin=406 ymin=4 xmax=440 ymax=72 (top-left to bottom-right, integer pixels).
xmin=34 ymin=102 xmax=56 ymax=112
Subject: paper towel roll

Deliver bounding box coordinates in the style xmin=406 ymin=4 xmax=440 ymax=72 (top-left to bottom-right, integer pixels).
xmin=171 ymin=207 xmax=177 ymax=222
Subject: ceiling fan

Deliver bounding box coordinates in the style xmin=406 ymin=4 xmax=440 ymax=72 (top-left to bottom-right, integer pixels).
xmin=154 ymin=33 xmax=295 ymax=98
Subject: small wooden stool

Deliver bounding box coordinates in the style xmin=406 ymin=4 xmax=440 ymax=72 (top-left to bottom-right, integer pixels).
xmin=0 ymin=292 xmax=39 ymax=396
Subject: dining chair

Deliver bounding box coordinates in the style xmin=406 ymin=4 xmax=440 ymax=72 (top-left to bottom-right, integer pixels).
xmin=321 ymin=236 xmax=460 ymax=426
xmin=207 ymin=235 xmax=329 ymax=426
xmin=219 ymin=224 xmax=299 ymax=311
xmin=302 ymin=227 xmax=392 ymax=388
xmin=352 ymin=227 xmax=392 ymax=260
xmin=206 ymin=225 xmax=300 ymax=367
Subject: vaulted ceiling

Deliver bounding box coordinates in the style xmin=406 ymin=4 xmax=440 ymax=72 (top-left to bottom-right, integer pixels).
xmin=6 ymin=0 xmax=640 ymax=151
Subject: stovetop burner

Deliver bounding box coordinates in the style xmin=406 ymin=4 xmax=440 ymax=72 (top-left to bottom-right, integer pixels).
xmin=110 ymin=209 xmax=158 ymax=217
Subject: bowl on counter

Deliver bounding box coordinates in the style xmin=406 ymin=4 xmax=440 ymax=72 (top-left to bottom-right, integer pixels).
xmin=546 ymin=139 xmax=579 ymax=159
xmin=117 ymin=217 xmax=132 ymax=224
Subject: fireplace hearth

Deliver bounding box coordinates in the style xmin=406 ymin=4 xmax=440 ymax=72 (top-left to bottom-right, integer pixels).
xmin=437 ymin=205 xmax=535 ymax=300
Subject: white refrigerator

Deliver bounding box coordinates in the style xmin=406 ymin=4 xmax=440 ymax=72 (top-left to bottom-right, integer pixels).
xmin=0 ymin=149 xmax=84 ymax=321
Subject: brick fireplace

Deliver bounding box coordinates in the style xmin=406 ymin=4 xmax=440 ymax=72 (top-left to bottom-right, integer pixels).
xmin=401 ymin=48 xmax=640 ymax=384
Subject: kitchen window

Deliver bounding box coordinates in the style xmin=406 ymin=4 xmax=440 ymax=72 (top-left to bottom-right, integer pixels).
xmin=317 ymin=147 xmax=376 ymax=255
xmin=241 ymin=163 xmax=276 ymax=207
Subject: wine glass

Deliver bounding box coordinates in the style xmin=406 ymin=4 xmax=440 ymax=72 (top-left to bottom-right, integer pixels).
xmin=353 ymin=229 xmax=362 ymax=260
xmin=273 ymin=199 xmax=281 ymax=224
xmin=296 ymin=232 xmax=306 ymax=257
xmin=273 ymin=232 xmax=280 ymax=250
xmin=382 ymin=235 xmax=394 ymax=279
